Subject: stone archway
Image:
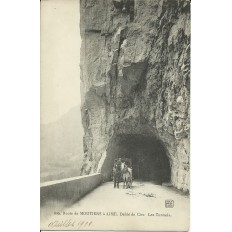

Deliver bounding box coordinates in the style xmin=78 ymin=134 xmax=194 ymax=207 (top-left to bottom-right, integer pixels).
xmin=102 ymin=133 xmax=171 ymax=184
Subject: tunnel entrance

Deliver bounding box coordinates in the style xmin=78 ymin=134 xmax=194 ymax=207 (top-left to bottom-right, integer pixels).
xmin=103 ymin=134 xmax=171 ymax=184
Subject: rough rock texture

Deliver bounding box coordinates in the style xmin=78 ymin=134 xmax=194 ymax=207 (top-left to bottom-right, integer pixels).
xmin=80 ymin=0 xmax=190 ymax=192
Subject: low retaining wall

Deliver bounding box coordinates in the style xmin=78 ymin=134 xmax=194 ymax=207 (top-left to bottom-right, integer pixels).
xmin=40 ymin=173 xmax=102 ymax=206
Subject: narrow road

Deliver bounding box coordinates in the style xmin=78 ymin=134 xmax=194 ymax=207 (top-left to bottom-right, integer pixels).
xmin=41 ymin=181 xmax=189 ymax=231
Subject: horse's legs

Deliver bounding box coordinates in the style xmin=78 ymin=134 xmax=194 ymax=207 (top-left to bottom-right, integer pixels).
xmin=114 ymin=177 xmax=116 ymax=188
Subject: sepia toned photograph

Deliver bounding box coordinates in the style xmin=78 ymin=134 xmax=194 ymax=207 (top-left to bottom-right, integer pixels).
xmin=40 ymin=0 xmax=190 ymax=231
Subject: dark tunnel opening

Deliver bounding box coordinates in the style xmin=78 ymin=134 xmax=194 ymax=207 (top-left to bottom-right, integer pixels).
xmin=102 ymin=134 xmax=171 ymax=184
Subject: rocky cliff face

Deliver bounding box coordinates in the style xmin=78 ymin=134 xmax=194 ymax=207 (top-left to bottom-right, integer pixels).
xmin=79 ymin=0 xmax=190 ymax=192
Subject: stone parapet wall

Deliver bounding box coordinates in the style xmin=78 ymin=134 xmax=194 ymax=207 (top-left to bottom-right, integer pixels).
xmin=40 ymin=173 xmax=102 ymax=206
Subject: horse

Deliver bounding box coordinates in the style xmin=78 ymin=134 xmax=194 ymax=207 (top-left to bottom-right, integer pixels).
xmin=113 ymin=164 xmax=121 ymax=188
xmin=121 ymin=162 xmax=132 ymax=189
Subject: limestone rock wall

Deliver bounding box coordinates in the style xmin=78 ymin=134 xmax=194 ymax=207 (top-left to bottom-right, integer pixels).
xmin=80 ymin=0 xmax=190 ymax=192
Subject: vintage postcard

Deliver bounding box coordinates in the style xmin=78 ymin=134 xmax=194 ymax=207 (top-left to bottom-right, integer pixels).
xmin=40 ymin=0 xmax=190 ymax=231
